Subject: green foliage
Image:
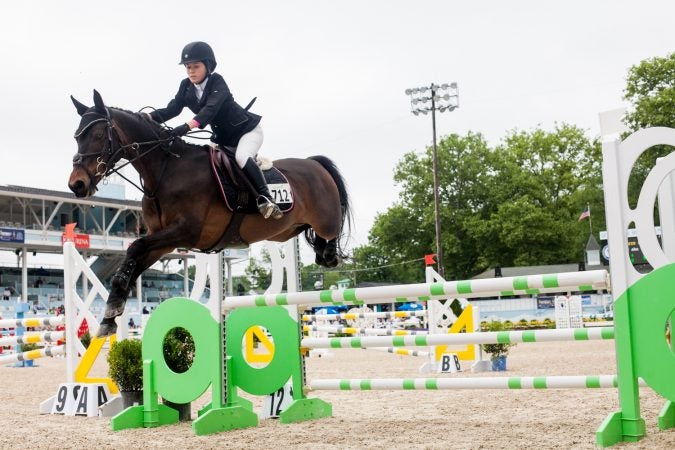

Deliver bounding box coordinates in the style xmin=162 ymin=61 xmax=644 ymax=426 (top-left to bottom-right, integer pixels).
xmin=107 ymin=339 xmax=143 ymax=391
xmin=624 ymin=53 xmax=675 ymax=130
xmin=244 ymin=249 xmax=271 ymax=291
xmin=20 ymin=343 xmax=39 ymax=352
xmin=480 ymin=321 xmax=516 ymax=359
xmin=80 ymin=331 xmax=91 ymax=349
xmin=448 ymin=299 xmax=464 ymax=319
xmin=300 ymin=261 xmax=365 ymax=290
xmin=361 ymin=126 xmax=602 ymax=280
xmin=177 ymin=264 xmax=197 ymax=280
xmin=232 ymin=276 xmax=251 ymax=295
xmin=163 ymin=327 xmax=195 ymax=373
xmin=623 ymin=53 xmax=675 ymax=209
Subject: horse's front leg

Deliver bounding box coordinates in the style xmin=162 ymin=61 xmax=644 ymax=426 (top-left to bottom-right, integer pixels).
xmin=97 ymin=225 xmax=199 ymax=337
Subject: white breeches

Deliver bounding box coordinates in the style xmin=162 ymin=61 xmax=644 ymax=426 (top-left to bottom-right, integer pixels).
xmin=235 ymin=124 xmax=264 ymax=168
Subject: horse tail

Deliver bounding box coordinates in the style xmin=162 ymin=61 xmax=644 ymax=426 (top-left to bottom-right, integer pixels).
xmin=305 ymin=155 xmax=352 ymax=260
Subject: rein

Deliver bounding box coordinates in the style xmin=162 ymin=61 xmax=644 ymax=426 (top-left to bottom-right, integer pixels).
xmin=73 ymin=108 xmax=180 ymax=198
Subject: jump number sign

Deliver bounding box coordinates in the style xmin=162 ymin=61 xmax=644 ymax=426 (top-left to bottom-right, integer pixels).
xmin=268 ymin=184 xmax=292 ymax=204
xmin=50 ymin=382 xmax=112 ymax=417
xmin=260 ymin=383 xmax=293 ymax=419
xmin=439 ymin=353 xmax=461 ymax=373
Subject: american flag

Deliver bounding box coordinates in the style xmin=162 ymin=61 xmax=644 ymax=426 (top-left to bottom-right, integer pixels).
xmin=578 ymin=207 xmax=590 ymax=221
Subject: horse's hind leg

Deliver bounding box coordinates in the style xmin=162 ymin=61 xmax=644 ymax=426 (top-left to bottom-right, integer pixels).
xmin=322 ymin=238 xmax=339 ymax=268
xmin=314 ymin=237 xmax=327 ymax=266
xmin=312 ymin=235 xmax=339 ymax=268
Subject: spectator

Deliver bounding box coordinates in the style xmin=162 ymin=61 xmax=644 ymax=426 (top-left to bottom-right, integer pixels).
xmin=128 ymin=317 xmax=135 ymax=328
xmin=142 ymin=306 xmax=149 ymax=314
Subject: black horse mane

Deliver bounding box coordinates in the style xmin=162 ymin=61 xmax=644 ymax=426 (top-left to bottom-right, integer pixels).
xmin=108 ymin=106 xmax=209 ymax=153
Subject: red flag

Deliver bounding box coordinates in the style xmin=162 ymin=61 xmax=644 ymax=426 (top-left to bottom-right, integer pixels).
xmin=63 ymin=223 xmax=77 ymax=241
xmin=424 ymin=254 xmax=436 ymax=265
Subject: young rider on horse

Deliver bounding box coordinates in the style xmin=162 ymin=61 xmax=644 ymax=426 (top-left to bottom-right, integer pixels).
xmin=147 ymin=41 xmax=282 ymax=220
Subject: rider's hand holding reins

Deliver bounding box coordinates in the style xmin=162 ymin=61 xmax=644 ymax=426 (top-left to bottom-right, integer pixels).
xmin=172 ymin=123 xmax=190 ymax=137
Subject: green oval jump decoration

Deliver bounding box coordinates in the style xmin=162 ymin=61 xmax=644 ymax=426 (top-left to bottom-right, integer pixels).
xmin=111 ymin=298 xmax=331 ymax=435
xmin=225 ymin=307 xmax=300 ymax=396
xmin=142 ymin=297 xmax=220 ymax=404
xmin=616 ymin=263 xmax=675 ymax=402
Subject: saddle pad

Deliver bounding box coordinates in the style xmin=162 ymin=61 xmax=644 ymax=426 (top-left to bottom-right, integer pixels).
xmin=210 ymin=150 xmax=295 ymax=214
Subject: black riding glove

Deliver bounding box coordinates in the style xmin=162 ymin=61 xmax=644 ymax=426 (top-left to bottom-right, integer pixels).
xmin=172 ymin=124 xmax=190 ymax=137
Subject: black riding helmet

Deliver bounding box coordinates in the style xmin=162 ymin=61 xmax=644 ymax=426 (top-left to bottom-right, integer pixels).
xmin=179 ymin=41 xmax=217 ymax=73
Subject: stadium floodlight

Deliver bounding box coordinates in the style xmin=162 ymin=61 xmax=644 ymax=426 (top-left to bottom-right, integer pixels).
xmin=404 ymin=82 xmax=459 ymax=277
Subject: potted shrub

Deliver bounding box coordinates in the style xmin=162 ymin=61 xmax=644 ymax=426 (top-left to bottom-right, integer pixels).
xmin=482 ymin=320 xmax=516 ymax=371
xmin=107 ymin=339 xmax=143 ymax=408
xmin=161 ymin=327 xmax=195 ymax=421
xmin=20 ymin=342 xmax=39 ymax=367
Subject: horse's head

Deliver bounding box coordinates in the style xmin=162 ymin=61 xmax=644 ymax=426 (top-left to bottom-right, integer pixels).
xmin=68 ymin=90 xmax=125 ymax=197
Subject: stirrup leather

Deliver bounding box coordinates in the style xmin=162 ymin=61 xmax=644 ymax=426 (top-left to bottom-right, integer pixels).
xmin=257 ymin=196 xmax=283 ymax=219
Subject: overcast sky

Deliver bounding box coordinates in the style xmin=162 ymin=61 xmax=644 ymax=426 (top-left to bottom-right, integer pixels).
xmin=0 ymin=1 xmax=673 ymax=268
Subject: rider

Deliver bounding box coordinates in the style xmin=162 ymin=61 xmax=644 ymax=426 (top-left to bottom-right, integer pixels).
xmin=148 ymin=41 xmax=282 ymax=220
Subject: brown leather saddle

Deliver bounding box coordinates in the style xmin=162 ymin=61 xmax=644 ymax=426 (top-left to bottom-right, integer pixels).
xmin=204 ymin=146 xmax=294 ymax=251
xmin=209 ymin=146 xmax=294 ymax=213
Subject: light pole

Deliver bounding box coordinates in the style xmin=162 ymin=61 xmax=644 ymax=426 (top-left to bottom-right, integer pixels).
xmin=405 ymin=83 xmax=459 ymax=278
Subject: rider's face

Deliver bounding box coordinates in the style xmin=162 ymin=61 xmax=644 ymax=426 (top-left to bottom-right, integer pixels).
xmin=185 ymin=62 xmax=207 ymax=84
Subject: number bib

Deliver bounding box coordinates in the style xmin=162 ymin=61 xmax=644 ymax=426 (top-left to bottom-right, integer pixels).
xmin=268 ymin=183 xmax=293 ymax=206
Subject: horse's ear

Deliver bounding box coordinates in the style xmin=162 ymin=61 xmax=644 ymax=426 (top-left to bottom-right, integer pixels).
xmin=92 ymin=89 xmax=106 ymax=114
xmin=70 ymin=95 xmax=88 ymax=116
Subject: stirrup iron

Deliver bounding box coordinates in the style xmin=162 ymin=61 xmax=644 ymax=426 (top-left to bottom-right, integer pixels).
xmin=257 ymin=196 xmax=283 ymax=220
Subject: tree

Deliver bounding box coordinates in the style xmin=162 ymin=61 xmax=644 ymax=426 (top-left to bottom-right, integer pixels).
xmin=244 ymin=249 xmax=271 ymax=292
xmin=469 ymin=124 xmax=603 ymax=270
xmin=366 ymin=132 xmax=497 ymax=279
xmin=177 ymin=264 xmax=196 ymax=280
xmin=624 ymin=53 xmax=675 ymax=130
xmin=300 ymin=262 xmax=358 ymax=290
xmin=623 ymin=53 xmax=675 ymax=208
xmin=359 ymin=126 xmax=603 ymax=280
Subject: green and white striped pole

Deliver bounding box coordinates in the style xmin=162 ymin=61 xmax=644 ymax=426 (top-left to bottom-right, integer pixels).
xmin=225 ymin=270 xmax=608 ymax=309
xmin=302 ymin=327 xmax=614 ymax=349
xmin=309 ymin=375 xmax=620 ymax=391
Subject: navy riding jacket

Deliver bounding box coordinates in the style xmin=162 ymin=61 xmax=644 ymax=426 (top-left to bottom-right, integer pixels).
xmin=150 ymin=72 xmax=261 ymax=147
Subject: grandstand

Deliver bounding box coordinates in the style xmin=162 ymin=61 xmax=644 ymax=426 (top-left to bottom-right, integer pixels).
xmin=0 ymin=180 xmax=248 ymax=322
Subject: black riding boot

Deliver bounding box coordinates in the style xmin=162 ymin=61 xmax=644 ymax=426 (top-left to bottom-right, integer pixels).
xmin=242 ymin=158 xmax=283 ymax=219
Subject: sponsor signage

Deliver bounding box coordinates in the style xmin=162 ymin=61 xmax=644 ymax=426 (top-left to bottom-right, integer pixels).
xmin=0 ymin=227 xmax=25 ymax=243
xmin=62 ymin=223 xmax=90 ymax=249
xmin=536 ymin=296 xmax=555 ymax=309
xmin=61 ymin=233 xmax=90 ymax=249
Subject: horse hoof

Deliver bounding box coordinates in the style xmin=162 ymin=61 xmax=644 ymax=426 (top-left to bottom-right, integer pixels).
xmin=97 ymin=319 xmax=118 ymax=338
xmin=325 ymin=258 xmax=339 ymax=268
xmin=103 ymin=300 xmax=127 ymax=319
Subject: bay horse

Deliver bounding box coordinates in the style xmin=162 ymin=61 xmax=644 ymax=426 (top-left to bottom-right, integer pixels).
xmin=68 ymin=90 xmax=351 ymax=337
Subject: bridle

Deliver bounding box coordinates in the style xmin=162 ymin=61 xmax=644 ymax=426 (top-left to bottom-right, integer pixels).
xmin=72 ymin=107 xmax=178 ymax=197
xmin=72 ymin=109 xmax=118 ymax=179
